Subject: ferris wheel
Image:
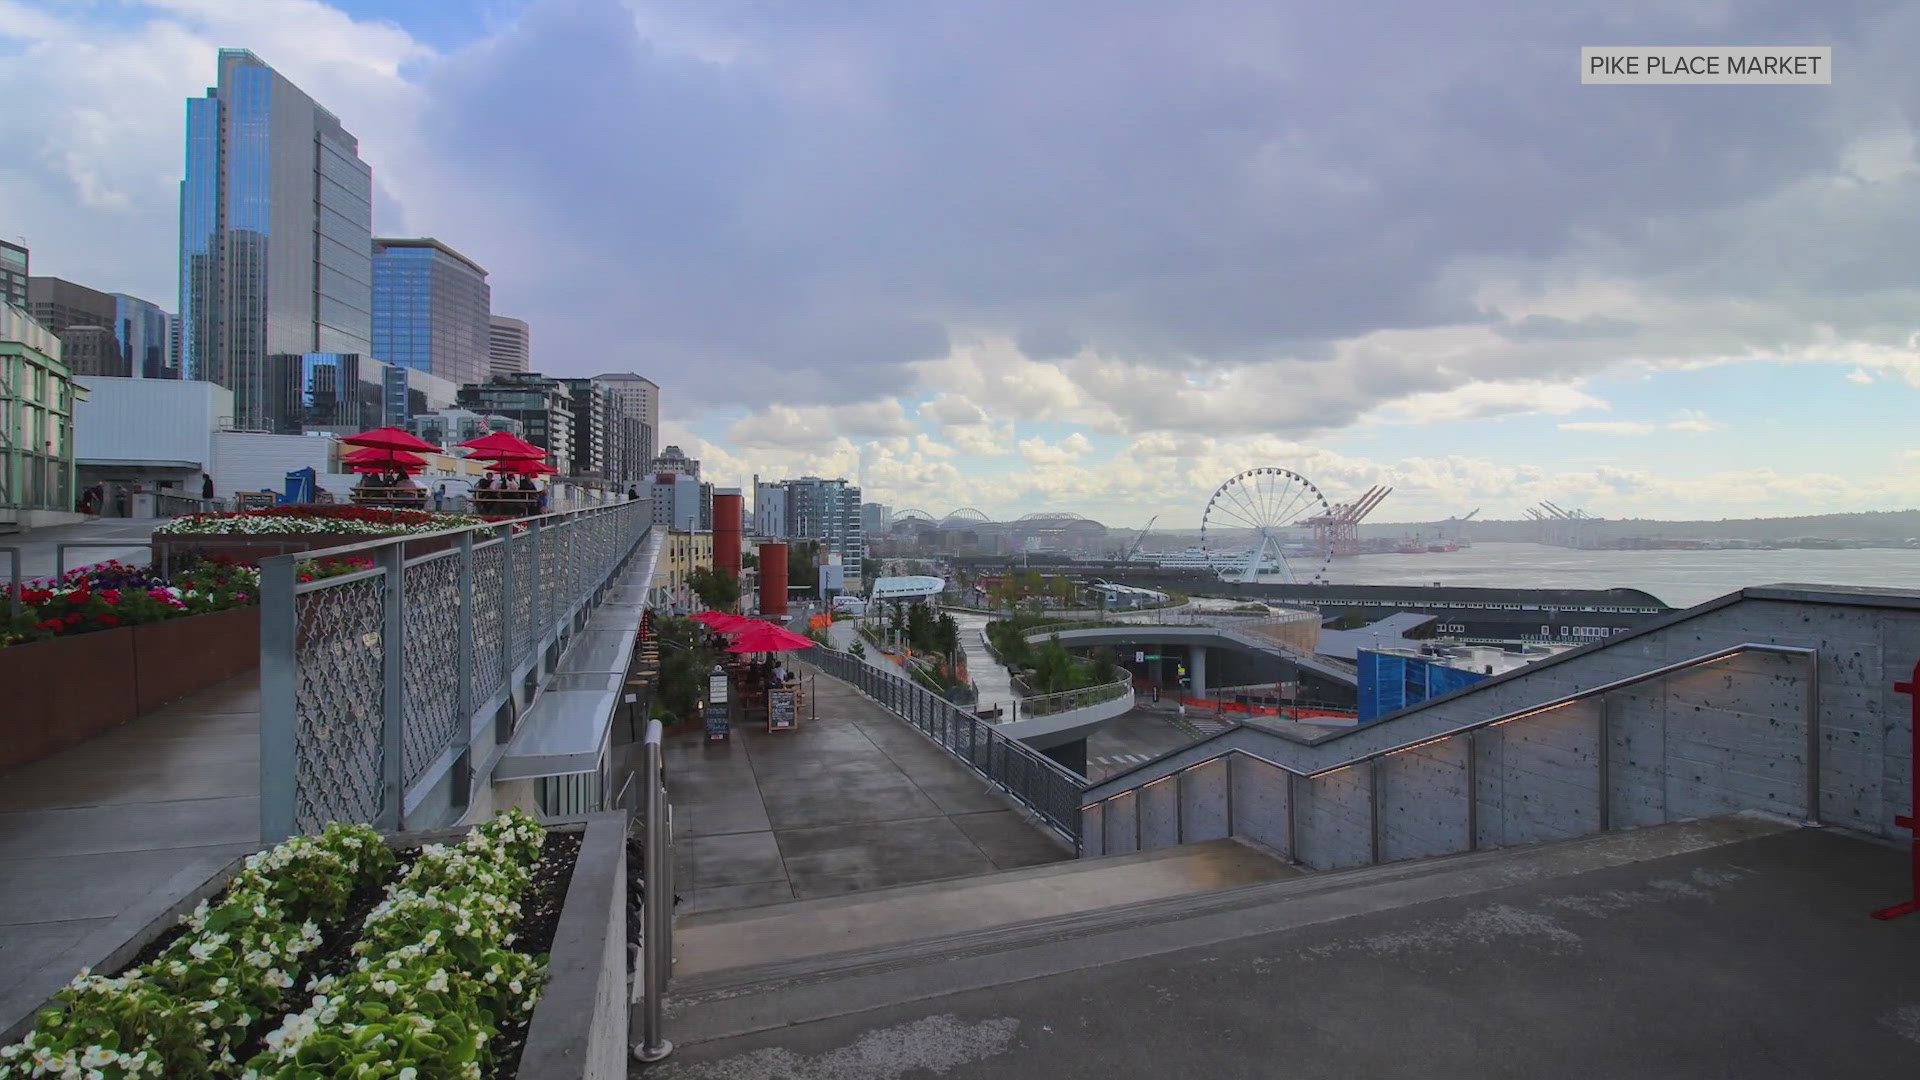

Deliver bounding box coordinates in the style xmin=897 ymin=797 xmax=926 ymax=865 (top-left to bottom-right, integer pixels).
xmin=1200 ymin=467 xmax=1334 ymax=584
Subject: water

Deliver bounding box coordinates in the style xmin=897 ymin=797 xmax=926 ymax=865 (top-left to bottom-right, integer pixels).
xmin=1309 ymin=542 xmax=1920 ymax=609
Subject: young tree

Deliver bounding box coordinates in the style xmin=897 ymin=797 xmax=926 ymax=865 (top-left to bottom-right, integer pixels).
xmin=688 ymin=566 xmax=740 ymax=611
xmin=935 ymin=613 xmax=961 ymax=664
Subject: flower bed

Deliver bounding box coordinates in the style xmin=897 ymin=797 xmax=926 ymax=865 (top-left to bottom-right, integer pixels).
xmin=0 ymin=810 xmax=579 ymax=1079
xmin=156 ymin=506 xmax=490 ymax=537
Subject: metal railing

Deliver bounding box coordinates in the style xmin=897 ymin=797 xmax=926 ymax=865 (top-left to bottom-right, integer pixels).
xmin=1084 ymin=642 xmax=1823 ymax=857
xmin=259 ymin=500 xmax=652 ymax=841
xmin=153 ymin=492 xmax=223 ymax=517
xmin=807 ymin=644 xmax=1087 ymax=846
xmin=631 ymin=718 xmax=674 ymax=1063
xmin=1006 ymin=674 xmax=1134 ymax=718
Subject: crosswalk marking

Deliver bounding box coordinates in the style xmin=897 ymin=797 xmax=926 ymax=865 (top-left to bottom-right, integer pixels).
xmin=1093 ymin=753 xmax=1153 ymax=765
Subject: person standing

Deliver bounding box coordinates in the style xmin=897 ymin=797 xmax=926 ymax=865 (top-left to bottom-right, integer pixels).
xmin=201 ymin=472 xmax=215 ymax=502
xmin=434 ymin=483 xmax=447 ymax=512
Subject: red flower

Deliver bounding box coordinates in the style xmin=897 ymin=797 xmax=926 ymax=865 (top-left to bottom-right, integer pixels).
xmin=98 ymin=614 xmax=119 ymax=627
xmin=35 ymin=619 xmax=62 ymax=632
xmin=64 ymin=614 xmax=81 ymax=626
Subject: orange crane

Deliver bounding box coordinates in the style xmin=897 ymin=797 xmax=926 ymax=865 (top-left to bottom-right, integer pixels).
xmin=1308 ymin=485 xmax=1391 ymax=557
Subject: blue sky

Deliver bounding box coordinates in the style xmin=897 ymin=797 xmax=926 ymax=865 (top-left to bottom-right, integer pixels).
xmin=3 ymin=0 xmax=1918 ymax=528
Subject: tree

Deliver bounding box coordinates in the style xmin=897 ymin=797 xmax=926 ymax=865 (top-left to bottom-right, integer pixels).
xmin=687 ymin=566 xmax=740 ymax=612
xmin=935 ymin=613 xmax=961 ymax=664
xmin=906 ymin=602 xmax=935 ymax=653
xmin=742 ymin=551 xmax=758 ymax=570
xmin=788 ymin=540 xmax=821 ymax=599
xmin=1090 ymin=646 xmax=1119 ymax=685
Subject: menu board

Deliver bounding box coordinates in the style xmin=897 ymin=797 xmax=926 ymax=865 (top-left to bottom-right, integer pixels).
xmin=768 ymin=689 xmax=797 ymax=731
xmin=704 ymin=701 xmax=730 ymax=741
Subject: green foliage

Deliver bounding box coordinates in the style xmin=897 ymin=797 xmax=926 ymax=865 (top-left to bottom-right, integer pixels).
xmin=686 ymin=566 xmax=740 ymax=612
xmin=787 ymin=541 xmax=821 ymax=599
xmin=655 ymin=616 xmax=722 ymax=722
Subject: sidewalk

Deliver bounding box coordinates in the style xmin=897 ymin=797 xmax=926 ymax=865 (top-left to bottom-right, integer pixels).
xmin=0 ymin=672 xmax=262 ymax=1035
xmin=663 ymin=669 xmax=1070 ymax=915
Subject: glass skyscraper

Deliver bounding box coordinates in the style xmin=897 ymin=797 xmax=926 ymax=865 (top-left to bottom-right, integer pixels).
xmin=114 ymin=294 xmax=174 ymax=379
xmin=179 ymin=50 xmax=373 ymax=431
xmin=372 ymin=238 xmax=491 ymax=389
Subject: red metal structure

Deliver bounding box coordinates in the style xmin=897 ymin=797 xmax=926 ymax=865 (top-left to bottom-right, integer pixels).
xmin=1872 ymin=659 xmax=1920 ymax=920
xmin=712 ymin=492 xmax=743 ymax=575
xmin=1307 ymin=485 xmax=1391 ymax=557
xmin=758 ymin=542 xmax=788 ymax=617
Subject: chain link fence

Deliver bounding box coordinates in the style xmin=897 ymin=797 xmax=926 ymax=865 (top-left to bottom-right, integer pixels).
xmin=261 ymin=501 xmax=652 ymax=840
xmin=806 ymin=645 xmax=1086 ymax=847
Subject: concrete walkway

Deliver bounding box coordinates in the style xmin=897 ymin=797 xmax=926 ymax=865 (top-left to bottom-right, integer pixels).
xmin=1 ymin=517 xmax=168 ymax=580
xmin=0 ymin=673 xmax=261 ymax=1036
xmin=664 ymin=669 xmax=1070 ymax=915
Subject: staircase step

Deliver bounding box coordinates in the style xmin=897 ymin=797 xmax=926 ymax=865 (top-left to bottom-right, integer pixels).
xmin=673 ymin=839 xmax=1294 ymax=981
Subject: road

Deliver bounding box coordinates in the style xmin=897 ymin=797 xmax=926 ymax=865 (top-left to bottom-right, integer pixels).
xmin=1083 ymin=707 xmax=1219 ymax=782
xmin=949 ymin=611 xmax=1016 ymax=715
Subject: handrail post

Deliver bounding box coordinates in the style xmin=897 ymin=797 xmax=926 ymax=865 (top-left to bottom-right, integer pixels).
xmin=378 ymin=542 xmax=406 ymax=833
xmin=259 ymin=556 xmax=298 ymax=841
xmin=453 ymin=532 xmax=476 ymax=813
xmin=634 ymin=718 xmax=674 ymax=1062
xmin=1804 ymin=650 xmax=1821 ymax=825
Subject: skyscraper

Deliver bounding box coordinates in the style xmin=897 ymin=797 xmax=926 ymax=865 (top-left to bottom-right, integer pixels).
xmin=594 ymin=371 xmax=659 ymax=468
xmin=0 ymin=240 xmax=26 ymax=310
xmin=372 ymin=238 xmax=491 ymax=387
xmin=114 ymin=294 xmax=175 ymax=379
xmin=179 ymin=49 xmax=373 ymax=430
xmin=488 ymin=315 xmax=529 ymax=379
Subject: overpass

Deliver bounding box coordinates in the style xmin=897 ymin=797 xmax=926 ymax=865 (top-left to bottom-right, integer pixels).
xmin=1026 ymin=621 xmax=1359 ymax=697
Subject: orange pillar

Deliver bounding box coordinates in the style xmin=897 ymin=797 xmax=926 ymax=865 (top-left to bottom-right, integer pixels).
xmin=758 ymin=542 xmax=788 ymax=617
xmin=713 ymin=492 xmax=743 ymax=575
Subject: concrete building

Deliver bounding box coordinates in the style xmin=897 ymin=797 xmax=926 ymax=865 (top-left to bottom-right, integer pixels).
xmin=594 ymin=371 xmax=658 ymax=440
xmin=763 ymin=475 xmax=864 ymax=579
xmin=58 ymin=325 xmax=124 ymax=378
xmin=649 ymin=471 xmax=701 ymax=531
xmin=27 ymin=276 xmax=114 ymax=334
xmin=753 ymin=477 xmax=788 ymax=538
xmin=487 ymin=316 xmax=530 ymax=379
xmin=651 ymin=444 xmax=697 ymax=478
xmin=457 ymin=372 xmax=575 ymax=475
xmin=179 ymin=49 xmax=373 ymax=430
xmin=372 ymin=238 xmax=491 ymax=388
xmin=72 ymin=377 xmax=231 ymax=500
xmin=0 ymin=304 xmax=83 ymax=527
xmin=658 ymin=529 xmax=714 ymax=612
xmin=861 ymin=501 xmax=891 ymax=536
xmin=560 ymin=377 xmax=617 ymax=481
xmin=0 ymin=240 xmax=24 ymax=310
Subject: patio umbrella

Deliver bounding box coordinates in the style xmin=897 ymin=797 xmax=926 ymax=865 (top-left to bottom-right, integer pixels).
xmin=457 ymin=431 xmax=546 ymax=460
xmin=342 ymin=447 xmax=427 ymax=469
xmin=724 ymin=621 xmax=817 ymax=653
xmin=349 ymin=461 xmax=425 ymax=475
xmin=486 ymin=458 xmax=560 ymax=476
xmin=342 ymin=426 xmax=438 ymax=453
xmin=693 ymin=611 xmax=756 ymax=632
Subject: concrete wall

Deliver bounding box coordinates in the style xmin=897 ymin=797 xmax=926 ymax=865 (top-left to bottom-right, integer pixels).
xmin=1081 ymin=586 xmax=1916 ymax=867
xmin=75 ymin=377 xmax=230 ymax=469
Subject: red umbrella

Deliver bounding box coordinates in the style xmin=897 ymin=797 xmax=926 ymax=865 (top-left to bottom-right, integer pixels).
xmin=487 ymin=458 xmax=559 ymax=476
xmin=349 ymin=462 xmax=425 ymax=475
xmin=458 ymin=431 xmax=546 ymax=460
xmin=342 ymin=427 xmax=438 ymax=453
xmin=343 ymin=447 xmax=427 ymax=469
xmin=693 ymin=611 xmax=756 ymax=631
xmin=724 ymin=621 xmax=817 ymax=653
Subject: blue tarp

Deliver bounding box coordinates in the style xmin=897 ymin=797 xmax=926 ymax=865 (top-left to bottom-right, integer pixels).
xmin=281 ymin=467 xmax=316 ymax=504
xmin=1357 ymin=649 xmax=1488 ymax=722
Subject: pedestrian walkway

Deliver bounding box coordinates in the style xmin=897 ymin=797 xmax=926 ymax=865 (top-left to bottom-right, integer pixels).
xmin=663 ymin=668 xmax=1070 ymax=915
xmin=1 ymin=517 xmax=167 ymax=580
xmin=0 ymin=672 xmax=262 ymax=1036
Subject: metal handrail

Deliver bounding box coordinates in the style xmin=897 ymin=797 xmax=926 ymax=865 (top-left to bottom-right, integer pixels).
xmin=632 ymin=718 xmax=673 ymax=1063
xmin=1084 ymin=642 xmax=1820 ymax=816
xmin=1010 ymin=673 xmax=1133 ymax=718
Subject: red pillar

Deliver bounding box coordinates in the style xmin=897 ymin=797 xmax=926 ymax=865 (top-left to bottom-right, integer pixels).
xmin=713 ymin=493 xmax=743 ymax=575
xmin=758 ymin=542 xmax=788 ymax=617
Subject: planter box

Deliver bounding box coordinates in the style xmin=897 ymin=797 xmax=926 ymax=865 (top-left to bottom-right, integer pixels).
xmin=151 ymin=531 xmax=460 ymax=567
xmin=0 ymin=814 xmax=631 ymax=1079
xmin=0 ymin=606 xmax=260 ymax=771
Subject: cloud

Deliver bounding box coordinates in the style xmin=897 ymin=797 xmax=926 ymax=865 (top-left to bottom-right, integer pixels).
xmin=1017 ymin=431 xmax=1094 ymax=466
xmin=1847 ymin=368 xmax=1877 ymax=385
xmin=1558 ymin=421 xmax=1659 ymax=436
xmin=727 ymin=398 xmax=917 ymax=448
xmin=1665 ymin=409 xmax=1723 ymax=433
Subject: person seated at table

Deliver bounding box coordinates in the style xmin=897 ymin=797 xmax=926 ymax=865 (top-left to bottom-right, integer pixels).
xmin=772 ymin=661 xmax=789 ymax=685
xmin=477 ymin=473 xmax=494 ymax=491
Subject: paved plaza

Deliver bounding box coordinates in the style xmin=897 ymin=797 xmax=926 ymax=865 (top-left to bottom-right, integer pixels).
xmin=663 ymin=667 xmax=1071 ymax=914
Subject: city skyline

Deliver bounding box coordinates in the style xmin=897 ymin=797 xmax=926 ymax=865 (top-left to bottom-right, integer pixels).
xmin=4 ymin=1 xmax=1918 ymax=522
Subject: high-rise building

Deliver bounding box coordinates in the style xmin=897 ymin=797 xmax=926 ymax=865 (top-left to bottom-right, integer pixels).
xmin=0 ymin=240 xmax=26 ymax=310
xmin=759 ymin=476 xmax=864 ymax=579
xmin=372 ymin=238 xmax=491 ymax=388
xmin=27 ymin=276 xmax=115 ymax=334
xmin=179 ymin=49 xmax=373 ymax=431
xmin=594 ymin=372 xmax=658 ymax=477
xmin=488 ymin=316 xmax=530 ymax=379
xmin=58 ymin=326 xmax=125 ymax=378
xmin=456 ymin=373 xmax=575 ymax=475
xmin=559 ymin=377 xmax=614 ymax=480
xmin=1 ymin=304 xmax=82 ymax=519
xmin=861 ymin=502 xmax=892 ymax=535
xmin=651 ymin=444 xmax=698 ymax=478
xmin=115 ymin=294 xmax=174 ymax=379
xmin=648 ymin=472 xmax=701 ymax=531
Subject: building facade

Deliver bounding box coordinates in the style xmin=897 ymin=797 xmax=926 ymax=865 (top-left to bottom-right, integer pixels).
xmin=30 ymin=278 xmax=175 ymax=379
xmin=594 ymin=372 xmax=657 ymax=478
xmin=649 ymin=472 xmax=701 ymax=531
xmin=760 ymin=476 xmax=864 ymax=579
xmin=861 ymin=502 xmax=892 ymax=535
xmin=651 ymin=444 xmax=698 ymax=478
xmin=372 ymin=237 xmax=491 ymax=388
xmin=456 ymin=373 xmax=575 ymax=475
xmin=408 ymin=408 xmax=523 ymax=449
xmin=559 ymin=377 xmax=613 ymax=480
xmin=27 ymin=276 xmax=115 ymax=333
xmin=58 ymin=325 xmax=125 ymax=378
xmin=115 ymin=294 xmax=175 ymax=378
xmin=179 ymin=49 xmax=374 ymax=431
xmin=657 ymin=529 xmax=714 ymax=612
xmin=0 ymin=240 xmax=25 ymax=310
xmin=0 ymin=305 xmax=82 ymax=521
xmin=487 ymin=316 xmax=529 ymax=379
xmin=73 ymin=377 xmax=232 ymax=500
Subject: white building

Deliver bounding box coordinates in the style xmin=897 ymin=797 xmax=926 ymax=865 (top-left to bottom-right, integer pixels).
xmin=488 ymin=316 xmax=530 ymax=379
xmin=73 ymin=376 xmax=231 ymax=495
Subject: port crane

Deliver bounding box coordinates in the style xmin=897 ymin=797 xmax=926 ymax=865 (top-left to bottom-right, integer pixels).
xmin=1123 ymin=515 xmax=1159 ymax=561
xmin=1307 ymin=485 xmax=1391 ymax=557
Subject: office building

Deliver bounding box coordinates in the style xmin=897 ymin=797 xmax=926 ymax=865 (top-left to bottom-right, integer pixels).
xmin=0 ymin=240 xmax=25 ymax=310
xmin=409 ymin=408 xmax=523 ymax=448
xmin=59 ymin=325 xmax=125 ymax=378
xmin=457 ymin=373 xmax=575 ymax=475
xmin=488 ymin=316 xmax=530 ymax=379
xmin=28 ymin=276 xmax=115 ymax=333
xmin=758 ymin=476 xmax=864 ymax=579
xmin=179 ymin=49 xmax=373 ymax=430
xmin=595 ymin=372 xmax=658 ymax=475
xmin=559 ymin=377 xmax=613 ymax=480
xmin=861 ymin=502 xmax=892 ymax=535
xmin=1 ymin=304 xmax=83 ymax=522
xmin=649 ymin=472 xmax=701 ymax=531
xmin=115 ymin=294 xmax=175 ymax=378
xmin=651 ymin=444 xmax=697 ymax=478
xmin=372 ymin=237 xmax=491 ymax=387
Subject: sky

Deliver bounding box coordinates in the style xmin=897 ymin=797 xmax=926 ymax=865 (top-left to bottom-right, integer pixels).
xmin=4 ymin=0 xmax=1918 ymax=529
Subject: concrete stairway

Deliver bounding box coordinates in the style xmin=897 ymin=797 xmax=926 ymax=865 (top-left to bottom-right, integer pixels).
xmin=662 ymin=815 xmax=1801 ymax=1050
xmin=673 ymin=838 xmax=1296 ymax=987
